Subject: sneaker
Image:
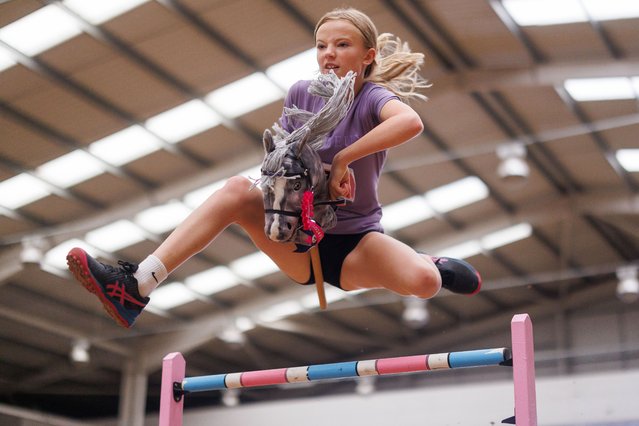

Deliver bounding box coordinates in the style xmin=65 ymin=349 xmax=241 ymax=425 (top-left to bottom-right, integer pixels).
xmin=432 ymin=256 xmax=482 ymax=295
xmin=66 ymin=247 xmax=149 ymax=328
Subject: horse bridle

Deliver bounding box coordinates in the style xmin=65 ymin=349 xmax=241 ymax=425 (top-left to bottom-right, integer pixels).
xmin=261 ymin=149 xmax=341 ymax=219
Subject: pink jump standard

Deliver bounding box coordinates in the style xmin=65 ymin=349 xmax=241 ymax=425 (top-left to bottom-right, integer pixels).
xmin=159 ymin=314 xmax=537 ymax=426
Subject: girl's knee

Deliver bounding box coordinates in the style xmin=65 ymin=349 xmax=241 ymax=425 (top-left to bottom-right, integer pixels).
xmin=406 ymin=264 xmax=441 ymax=299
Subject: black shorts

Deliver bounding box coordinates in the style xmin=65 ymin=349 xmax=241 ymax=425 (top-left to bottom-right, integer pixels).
xmin=304 ymin=230 xmax=377 ymax=289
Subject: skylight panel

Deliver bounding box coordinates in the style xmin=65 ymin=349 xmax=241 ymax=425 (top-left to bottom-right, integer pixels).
xmin=36 ymin=150 xmax=105 ymax=188
xmin=135 ymin=201 xmax=192 ymax=235
xmin=185 ymin=266 xmax=239 ymax=295
xmin=564 ymin=77 xmax=636 ymax=101
xmin=43 ymin=238 xmax=97 ymax=271
xmin=502 ymin=0 xmax=588 ymax=26
xmin=183 ymin=181 xmax=226 ymax=209
xmin=85 ymin=219 xmax=146 ymax=252
xmin=381 ymin=196 xmax=433 ymax=232
xmin=426 ymin=176 xmax=489 ymax=213
xmin=0 ymin=4 xmax=83 ymax=56
xmin=148 ymin=282 xmax=198 ymax=310
xmin=205 ymin=73 xmax=284 ymax=118
xmin=258 ymin=300 xmax=304 ymax=322
xmin=616 ymin=149 xmax=639 ymax=172
xmin=481 ymin=223 xmax=532 ymax=250
xmin=0 ymin=173 xmax=51 ymax=209
xmin=435 ymin=240 xmax=483 ymax=260
xmin=266 ymin=49 xmax=318 ymax=90
xmin=0 ymin=46 xmax=16 ymax=72
xmin=230 ymin=251 xmax=279 ymax=280
xmin=89 ymin=125 xmax=161 ymax=166
xmin=63 ymin=0 xmax=150 ymax=25
xmin=145 ymin=100 xmax=222 ymax=143
xmin=581 ymin=0 xmax=639 ymax=21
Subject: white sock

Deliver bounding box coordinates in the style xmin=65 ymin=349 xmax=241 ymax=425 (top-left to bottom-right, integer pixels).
xmin=134 ymin=255 xmax=168 ymax=298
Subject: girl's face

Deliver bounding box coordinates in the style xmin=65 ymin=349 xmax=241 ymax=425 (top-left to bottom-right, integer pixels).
xmin=315 ymin=19 xmax=375 ymax=81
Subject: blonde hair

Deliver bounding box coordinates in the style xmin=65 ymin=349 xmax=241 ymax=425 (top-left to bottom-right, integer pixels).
xmin=314 ymin=7 xmax=429 ymax=102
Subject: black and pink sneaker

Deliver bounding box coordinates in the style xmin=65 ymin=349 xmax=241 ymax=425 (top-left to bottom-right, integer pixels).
xmin=432 ymin=256 xmax=482 ymax=295
xmin=66 ymin=247 xmax=149 ymax=328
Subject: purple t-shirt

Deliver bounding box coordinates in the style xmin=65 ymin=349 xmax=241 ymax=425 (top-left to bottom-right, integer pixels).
xmin=280 ymin=80 xmax=398 ymax=234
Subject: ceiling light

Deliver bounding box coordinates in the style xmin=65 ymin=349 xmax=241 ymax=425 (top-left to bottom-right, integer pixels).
xmin=435 ymin=241 xmax=483 ymax=259
xmin=63 ymin=0 xmax=150 ymax=25
xmin=70 ymin=339 xmax=90 ymax=364
xmin=402 ymin=297 xmax=430 ymax=328
xmin=89 ymin=125 xmax=161 ymax=166
xmin=85 ymin=219 xmax=146 ymax=252
xmin=221 ymin=389 xmax=240 ymax=407
xmin=145 ymin=100 xmax=222 ymax=143
xmin=426 ymin=176 xmax=489 ymax=213
xmin=36 ymin=149 xmax=106 ymax=188
xmin=564 ymin=77 xmax=636 ymax=101
xmin=496 ymin=142 xmax=529 ymax=184
xmin=135 ymin=201 xmax=192 ymax=235
xmin=0 ymin=4 xmax=82 ymax=56
xmin=502 ymin=0 xmax=588 ymax=26
xmin=185 ymin=266 xmax=239 ymax=295
xmin=0 ymin=173 xmax=51 ymax=209
xmin=581 ymin=0 xmax=639 ymax=21
xmin=205 ymin=72 xmax=284 ymax=118
xmin=230 ymin=251 xmax=279 ymax=280
xmin=616 ymin=265 xmax=639 ymax=304
xmin=616 ymin=149 xmax=639 ymax=172
xmin=266 ymin=48 xmax=318 ymax=90
xmin=147 ymin=282 xmax=198 ymax=310
xmin=381 ymin=196 xmax=433 ymax=232
xmin=355 ymin=375 xmax=376 ymax=396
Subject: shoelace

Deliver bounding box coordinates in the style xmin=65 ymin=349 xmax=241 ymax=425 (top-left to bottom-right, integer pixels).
xmin=117 ymin=260 xmax=139 ymax=274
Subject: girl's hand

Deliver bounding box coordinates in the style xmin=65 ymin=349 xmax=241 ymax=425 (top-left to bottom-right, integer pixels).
xmin=329 ymin=161 xmax=351 ymax=201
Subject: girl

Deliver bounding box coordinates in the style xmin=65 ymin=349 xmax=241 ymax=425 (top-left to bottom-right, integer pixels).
xmin=67 ymin=7 xmax=481 ymax=328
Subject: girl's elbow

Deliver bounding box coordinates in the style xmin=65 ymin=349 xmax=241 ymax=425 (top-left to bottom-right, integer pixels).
xmin=407 ymin=113 xmax=424 ymax=137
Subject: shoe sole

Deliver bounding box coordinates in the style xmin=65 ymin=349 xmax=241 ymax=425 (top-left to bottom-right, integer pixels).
xmin=66 ymin=248 xmax=131 ymax=328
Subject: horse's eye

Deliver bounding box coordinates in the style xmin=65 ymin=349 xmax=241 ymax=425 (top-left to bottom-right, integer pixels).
xmin=293 ymin=181 xmax=302 ymax=191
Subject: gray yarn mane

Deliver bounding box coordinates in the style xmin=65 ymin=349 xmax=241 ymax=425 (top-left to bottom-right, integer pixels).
xmin=261 ymin=71 xmax=355 ymax=181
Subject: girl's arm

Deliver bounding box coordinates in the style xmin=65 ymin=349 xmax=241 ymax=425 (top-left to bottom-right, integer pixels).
xmin=329 ymin=99 xmax=424 ymax=199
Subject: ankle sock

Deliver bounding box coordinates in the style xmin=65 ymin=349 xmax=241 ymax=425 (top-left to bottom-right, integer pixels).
xmin=134 ymin=255 xmax=168 ymax=297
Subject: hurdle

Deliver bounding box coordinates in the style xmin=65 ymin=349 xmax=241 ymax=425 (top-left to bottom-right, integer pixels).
xmin=159 ymin=313 xmax=536 ymax=425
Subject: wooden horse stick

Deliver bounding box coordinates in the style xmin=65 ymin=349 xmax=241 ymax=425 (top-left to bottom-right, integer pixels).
xmin=309 ymin=246 xmax=327 ymax=309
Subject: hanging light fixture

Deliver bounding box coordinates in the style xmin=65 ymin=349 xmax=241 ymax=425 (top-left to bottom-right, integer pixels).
xmin=402 ymin=297 xmax=430 ymax=328
xmin=496 ymin=142 xmax=530 ymax=184
xmin=70 ymin=339 xmax=90 ymax=364
xmin=616 ymin=265 xmax=639 ymax=303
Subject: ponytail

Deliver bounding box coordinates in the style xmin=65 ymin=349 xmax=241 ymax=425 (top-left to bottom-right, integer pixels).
xmin=366 ymin=33 xmax=430 ymax=102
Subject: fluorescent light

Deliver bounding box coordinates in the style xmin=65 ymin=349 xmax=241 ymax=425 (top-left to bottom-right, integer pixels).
xmin=617 ymin=149 xmax=639 ymax=172
xmin=148 ymin=282 xmax=198 ymax=310
xmin=300 ymin=286 xmax=360 ymax=309
xmin=426 ymin=176 xmax=489 ymax=213
xmin=564 ymin=77 xmax=636 ymax=101
xmin=581 ymin=0 xmax=639 ymax=21
xmin=235 ymin=316 xmax=255 ymax=332
xmin=230 ymin=251 xmax=279 ymax=280
xmin=266 ymin=49 xmax=318 ymax=90
xmin=258 ymin=300 xmax=304 ymax=322
xmin=0 ymin=4 xmax=82 ymax=56
xmin=185 ymin=266 xmax=239 ymax=295
xmin=205 ymin=72 xmax=284 ymax=118
xmin=145 ymin=100 xmax=222 ymax=143
xmin=44 ymin=238 xmax=97 ymax=270
xmin=0 ymin=173 xmax=51 ymax=209
xmin=502 ymin=0 xmax=587 ymax=26
xmin=435 ymin=241 xmax=483 ymax=259
xmin=85 ymin=219 xmax=146 ymax=252
xmin=0 ymin=46 xmax=16 ymax=72
xmin=481 ymin=223 xmax=532 ymax=250
xmin=63 ymin=0 xmax=150 ymax=25
xmin=135 ymin=201 xmax=192 ymax=234
xmin=36 ymin=150 xmax=105 ymax=188
xmin=381 ymin=196 xmax=433 ymax=232
xmin=89 ymin=125 xmax=161 ymax=166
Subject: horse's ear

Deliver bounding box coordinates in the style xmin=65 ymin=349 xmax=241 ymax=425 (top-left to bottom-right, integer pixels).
xmin=263 ymin=129 xmax=275 ymax=153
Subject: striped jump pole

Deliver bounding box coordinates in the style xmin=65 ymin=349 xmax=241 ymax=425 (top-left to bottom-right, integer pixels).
xmin=159 ymin=313 xmax=536 ymax=426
